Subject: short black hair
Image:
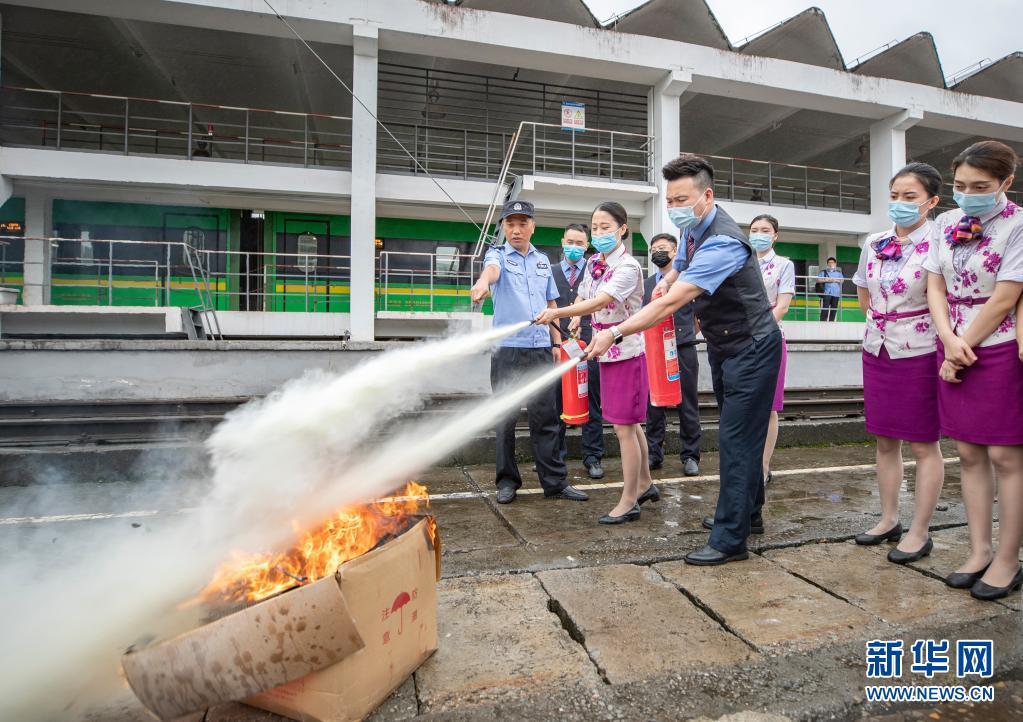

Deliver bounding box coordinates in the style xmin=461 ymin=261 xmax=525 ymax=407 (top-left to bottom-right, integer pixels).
xmin=750 ymin=214 xmax=779 ymax=233
xmin=891 ymin=162 xmax=942 ymax=198
xmin=952 ymin=140 xmax=1019 ymax=183
xmin=564 ymin=223 xmax=588 ymax=236
xmin=826 ymin=256 xmax=837 ymax=263
xmin=591 ymin=201 xmax=630 ymax=239
xmin=662 ymin=153 xmax=714 ymax=190
xmin=649 ymin=233 xmax=677 ymax=248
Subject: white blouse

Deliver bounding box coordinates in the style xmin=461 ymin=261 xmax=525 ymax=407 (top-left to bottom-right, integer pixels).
xmin=577 ymin=243 xmax=645 ymax=363
xmin=758 ymin=250 xmax=795 ymax=308
xmin=853 ymin=221 xmax=938 ymax=359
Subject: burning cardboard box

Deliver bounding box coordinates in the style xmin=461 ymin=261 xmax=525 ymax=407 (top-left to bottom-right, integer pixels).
xmin=122 ymin=484 xmax=440 ymax=722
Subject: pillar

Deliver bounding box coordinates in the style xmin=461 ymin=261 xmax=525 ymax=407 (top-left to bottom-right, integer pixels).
xmin=349 ymin=24 xmax=378 ymax=341
xmin=22 ymin=190 xmax=53 ymax=305
xmin=868 ymin=108 xmax=923 ymax=228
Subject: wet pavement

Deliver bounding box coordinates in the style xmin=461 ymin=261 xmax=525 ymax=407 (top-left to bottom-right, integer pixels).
xmin=4 ymin=440 xmax=1023 ymax=721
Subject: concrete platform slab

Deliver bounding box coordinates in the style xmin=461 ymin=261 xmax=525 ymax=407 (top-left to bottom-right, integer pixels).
xmin=415 ymin=574 xmax=601 ymax=713
xmin=536 ymin=564 xmax=756 ymax=684
xmin=432 ymin=497 xmax=519 ymax=553
xmin=655 ymin=555 xmax=886 ymax=651
xmin=764 ymin=541 xmax=1009 ymax=626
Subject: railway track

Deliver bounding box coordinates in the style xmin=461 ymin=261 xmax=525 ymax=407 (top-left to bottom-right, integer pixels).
xmin=0 ymin=389 xmax=864 ymax=448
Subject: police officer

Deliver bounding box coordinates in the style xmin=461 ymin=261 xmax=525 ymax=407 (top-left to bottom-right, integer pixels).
xmin=587 ymin=155 xmax=781 ymax=566
xmin=643 ymin=233 xmax=701 ymax=477
xmin=551 ymin=223 xmax=605 ymax=479
xmin=470 ymin=200 xmax=590 ymax=505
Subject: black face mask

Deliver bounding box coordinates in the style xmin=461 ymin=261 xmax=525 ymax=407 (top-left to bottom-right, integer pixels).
xmin=651 ymin=250 xmax=673 ymax=268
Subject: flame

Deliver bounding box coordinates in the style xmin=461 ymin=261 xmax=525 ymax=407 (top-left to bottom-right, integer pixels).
xmin=198 ymin=481 xmax=429 ymax=604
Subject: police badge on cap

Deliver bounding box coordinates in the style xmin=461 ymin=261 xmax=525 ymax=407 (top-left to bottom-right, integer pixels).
xmin=499 ymin=200 xmax=535 ymax=220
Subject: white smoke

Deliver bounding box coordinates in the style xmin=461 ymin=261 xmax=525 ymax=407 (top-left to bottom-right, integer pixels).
xmin=0 ymin=322 xmax=571 ymax=720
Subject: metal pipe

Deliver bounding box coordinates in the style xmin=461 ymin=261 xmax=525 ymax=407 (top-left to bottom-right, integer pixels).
xmin=107 ymin=242 xmax=114 ymax=305
xmin=303 ymin=114 xmax=309 ymax=167
xmin=56 ymin=92 xmax=63 ymax=149
xmin=244 ymin=109 xmax=250 ymax=163
xmin=124 ymin=99 xmax=130 ymax=155
xmin=187 ymin=104 xmax=193 ymax=159
xmin=165 ymin=244 xmax=171 ymax=306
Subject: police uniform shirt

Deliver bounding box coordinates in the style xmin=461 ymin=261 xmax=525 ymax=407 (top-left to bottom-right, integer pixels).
xmin=484 ymin=243 xmax=560 ymax=348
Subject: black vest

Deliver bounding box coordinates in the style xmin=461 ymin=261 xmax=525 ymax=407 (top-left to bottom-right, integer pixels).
xmin=688 ymin=206 xmax=777 ymax=358
xmin=551 ymin=260 xmax=592 ymax=343
xmin=643 ymin=273 xmax=697 ymax=345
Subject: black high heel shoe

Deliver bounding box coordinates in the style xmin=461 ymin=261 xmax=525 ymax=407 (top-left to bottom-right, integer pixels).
xmin=887 ymin=537 xmax=932 ymax=564
xmin=970 ymin=566 xmax=1023 ymax=601
xmin=637 ymin=484 xmax=660 ymax=505
xmin=945 ymin=562 xmax=992 ymax=589
xmin=854 ymin=523 xmax=902 ymax=546
xmin=598 ymin=504 xmax=641 ymax=525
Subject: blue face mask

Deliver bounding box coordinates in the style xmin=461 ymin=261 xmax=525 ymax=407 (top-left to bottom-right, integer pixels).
xmin=667 ymin=198 xmax=706 ymax=231
xmin=953 ymin=188 xmax=1002 ymax=217
xmin=748 ymin=233 xmax=774 ymax=252
xmin=888 ymin=200 xmax=928 ymax=226
xmin=591 ymin=231 xmax=620 ymax=254
xmin=563 ymin=245 xmax=585 ymax=262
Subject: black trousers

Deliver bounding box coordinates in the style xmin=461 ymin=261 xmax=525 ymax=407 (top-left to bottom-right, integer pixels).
xmin=820 ymin=295 xmax=839 ymax=322
xmin=556 ymin=357 xmax=604 ymax=464
xmin=491 ymin=346 xmax=567 ymax=495
xmin=645 ymin=343 xmax=701 ymax=464
xmin=707 ymin=330 xmax=782 ymax=555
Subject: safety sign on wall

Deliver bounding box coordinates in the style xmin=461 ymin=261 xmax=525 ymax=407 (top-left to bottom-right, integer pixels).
xmin=561 ymin=101 xmax=586 ymax=132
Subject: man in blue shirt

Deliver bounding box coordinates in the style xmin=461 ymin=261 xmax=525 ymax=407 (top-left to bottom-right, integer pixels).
xmin=588 ymin=155 xmax=781 ymax=566
xmin=817 ymin=257 xmax=844 ymax=321
xmin=470 ymin=200 xmax=590 ymax=505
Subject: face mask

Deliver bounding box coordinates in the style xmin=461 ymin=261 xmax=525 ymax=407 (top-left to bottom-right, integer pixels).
xmin=888 ymin=199 xmax=929 ymax=226
xmin=591 ymin=231 xmax=620 ymax=254
xmin=563 ymin=245 xmax=585 ymax=262
xmin=953 ymin=187 xmax=1003 ymax=217
xmin=667 ymin=197 xmax=706 ymax=230
xmin=748 ymin=233 xmax=774 ymax=252
xmin=650 ymin=250 xmax=673 ymax=268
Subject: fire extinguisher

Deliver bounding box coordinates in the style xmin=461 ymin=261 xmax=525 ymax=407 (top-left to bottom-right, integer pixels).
xmin=559 ymin=337 xmax=589 ymax=425
xmin=643 ymin=289 xmax=683 ymax=407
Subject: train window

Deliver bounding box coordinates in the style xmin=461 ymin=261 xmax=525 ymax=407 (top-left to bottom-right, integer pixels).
xmin=182 ymin=228 xmax=206 ymax=247
xmin=297 ymin=232 xmax=318 ymax=274
xmin=435 ymin=245 xmax=459 ymax=276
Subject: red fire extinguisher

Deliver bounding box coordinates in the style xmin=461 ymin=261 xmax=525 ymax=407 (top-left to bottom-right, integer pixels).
xmin=644 ymin=289 xmax=683 ymax=407
xmin=559 ymin=337 xmax=589 ymax=425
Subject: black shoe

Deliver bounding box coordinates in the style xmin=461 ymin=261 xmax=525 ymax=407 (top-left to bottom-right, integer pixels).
xmin=496 ymin=486 xmax=516 ymax=504
xmin=887 ymin=537 xmax=933 ymax=564
xmin=637 ymin=484 xmax=660 ymax=505
xmin=598 ymin=503 xmax=641 ymax=525
xmin=548 ymin=485 xmax=589 ymax=501
xmin=854 ymin=523 xmax=903 ymax=546
xmin=970 ymin=566 xmax=1023 ymax=601
xmin=682 ymin=458 xmax=699 ymax=476
xmin=684 ymin=544 xmax=749 ymax=566
xmin=945 ymin=562 xmax=992 ymax=589
xmin=585 ymin=460 xmax=605 ymax=479
xmin=648 ymin=459 xmax=663 ymax=471
xmin=701 ymin=515 xmax=764 ymax=535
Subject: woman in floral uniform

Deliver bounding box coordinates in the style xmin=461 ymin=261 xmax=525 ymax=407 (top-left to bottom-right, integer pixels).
xmin=748 ymin=214 xmax=794 ymax=487
xmin=925 ymin=140 xmax=1023 ymax=601
xmin=536 ymin=202 xmax=652 ymax=525
xmin=851 ymin=162 xmax=944 ymax=565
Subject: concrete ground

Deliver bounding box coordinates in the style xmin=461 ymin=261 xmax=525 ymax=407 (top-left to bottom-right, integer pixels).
xmin=3 ymin=440 xmax=1022 ymax=721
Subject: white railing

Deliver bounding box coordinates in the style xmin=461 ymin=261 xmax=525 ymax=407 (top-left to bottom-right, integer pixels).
xmin=376 ymin=250 xmax=483 ymax=312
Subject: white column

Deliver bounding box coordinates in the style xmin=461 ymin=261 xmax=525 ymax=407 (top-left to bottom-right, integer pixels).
xmin=22 ymin=190 xmax=53 ymax=305
xmin=349 ymin=24 xmax=378 ymax=342
xmin=868 ymin=108 xmax=923 ymax=228
xmin=641 ymin=69 xmax=691 ymax=260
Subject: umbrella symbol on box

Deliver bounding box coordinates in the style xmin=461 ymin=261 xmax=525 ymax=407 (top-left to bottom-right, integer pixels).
xmin=391 ymin=591 xmax=411 ymax=634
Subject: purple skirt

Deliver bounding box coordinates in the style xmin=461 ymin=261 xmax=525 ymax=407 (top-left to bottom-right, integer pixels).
xmin=600 ymin=353 xmax=649 ymax=425
xmin=772 ymin=337 xmax=787 ymax=412
xmin=938 ymin=340 xmax=1023 ymax=446
xmin=863 ymin=346 xmax=939 ymax=443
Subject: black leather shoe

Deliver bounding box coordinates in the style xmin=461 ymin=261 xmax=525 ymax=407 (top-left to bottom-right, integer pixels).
xmin=598 ymin=503 xmax=640 ymax=525
xmin=970 ymin=566 xmax=1023 ymax=601
xmin=684 ymin=544 xmax=749 ymax=566
xmin=854 ymin=523 xmax=902 ymax=546
xmin=496 ymin=487 xmax=516 ymax=504
xmin=549 ymin=485 xmax=589 ymax=501
xmin=945 ymin=562 xmax=992 ymax=589
xmin=648 ymin=459 xmax=663 ymax=471
xmin=637 ymin=484 xmax=660 ymax=505
xmin=887 ymin=537 xmax=933 ymax=564
xmin=683 ymin=458 xmax=700 ymax=476
xmin=585 ymin=460 xmax=605 ymax=479
xmin=701 ymin=515 xmax=764 ymax=534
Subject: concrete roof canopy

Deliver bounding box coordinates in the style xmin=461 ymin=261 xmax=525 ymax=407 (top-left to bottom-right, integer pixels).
xmin=852 ymin=32 xmax=946 ymax=88
xmin=426 ymin=0 xmax=601 ymax=27
xmin=952 ymin=52 xmax=1023 ymax=102
xmin=738 ymin=7 xmax=844 ymax=70
xmin=607 ymin=0 xmax=730 ymax=49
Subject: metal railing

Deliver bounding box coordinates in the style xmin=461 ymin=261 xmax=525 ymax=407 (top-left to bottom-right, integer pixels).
xmin=0 ymin=86 xmax=353 ymax=168
xmin=695 ymin=153 xmax=870 ymax=214
xmin=376 ymin=250 xmax=483 ymax=312
xmin=786 ymin=273 xmax=863 ymax=322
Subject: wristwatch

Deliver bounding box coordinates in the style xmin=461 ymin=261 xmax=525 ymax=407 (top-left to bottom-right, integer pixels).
xmin=610 ymin=326 xmax=624 ymax=345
